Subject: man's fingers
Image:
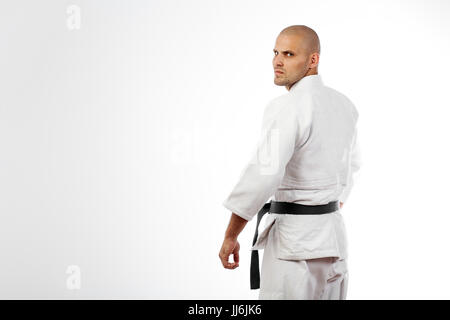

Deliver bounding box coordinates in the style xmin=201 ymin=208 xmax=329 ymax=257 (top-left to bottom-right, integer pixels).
xmin=225 ymin=262 xmax=238 ymax=269
xmin=220 ymin=253 xmax=239 ymax=269
xmin=225 ymin=259 xmax=239 ymax=269
xmin=219 ymin=241 xmax=240 ymax=269
xmin=219 ymin=249 xmax=233 ymax=269
xmin=233 ymin=249 xmax=240 ymax=264
xmin=227 ymin=245 xmax=240 ymax=269
xmin=221 ymin=258 xmax=238 ymax=269
xmin=219 ymin=251 xmax=229 ymax=268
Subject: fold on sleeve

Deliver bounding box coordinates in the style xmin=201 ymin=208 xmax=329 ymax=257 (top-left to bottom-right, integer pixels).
xmin=340 ymin=126 xmax=362 ymax=204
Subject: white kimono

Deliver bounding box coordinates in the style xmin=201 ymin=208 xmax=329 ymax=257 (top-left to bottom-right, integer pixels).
xmin=223 ymin=74 xmax=361 ymax=299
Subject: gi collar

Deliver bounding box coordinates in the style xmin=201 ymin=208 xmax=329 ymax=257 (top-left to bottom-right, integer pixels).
xmin=288 ymin=74 xmax=323 ymax=92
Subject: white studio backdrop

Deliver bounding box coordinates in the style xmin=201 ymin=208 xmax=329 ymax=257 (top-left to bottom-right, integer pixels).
xmin=0 ymin=0 xmax=449 ymax=299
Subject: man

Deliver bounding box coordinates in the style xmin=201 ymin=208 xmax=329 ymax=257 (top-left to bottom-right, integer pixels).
xmin=219 ymin=25 xmax=361 ymax=299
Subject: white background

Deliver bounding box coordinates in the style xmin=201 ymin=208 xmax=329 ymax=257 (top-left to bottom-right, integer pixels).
xmin=1 ymin=0 xmax=450 ymax=299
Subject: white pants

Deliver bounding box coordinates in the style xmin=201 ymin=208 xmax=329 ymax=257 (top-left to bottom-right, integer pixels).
xmin=258 ymin=221 xmax=349 ymax=300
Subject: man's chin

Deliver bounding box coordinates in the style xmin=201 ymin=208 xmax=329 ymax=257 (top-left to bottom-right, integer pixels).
xmin=274 ymin=79 xmax=288 ymax=86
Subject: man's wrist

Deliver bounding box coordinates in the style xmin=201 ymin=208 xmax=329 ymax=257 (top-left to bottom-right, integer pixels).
xmin=224 ymin=213 xmax=248 ymax=240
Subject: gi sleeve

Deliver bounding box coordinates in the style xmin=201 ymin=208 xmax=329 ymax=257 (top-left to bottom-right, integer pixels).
xmin=222 ymin=99 xmax=301 ymax=221
xmin=339 ymin=125 xmax=362 ymax=204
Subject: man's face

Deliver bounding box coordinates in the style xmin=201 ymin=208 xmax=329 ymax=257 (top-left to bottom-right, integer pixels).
xmin=272 ymin=33 xmax=311 ymax=89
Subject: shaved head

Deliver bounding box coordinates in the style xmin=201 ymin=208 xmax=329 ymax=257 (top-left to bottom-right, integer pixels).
xmin=279 ymin=25 xmax=321 ymax=56
xmin=273 ymin=25 xmax=321 ymax=90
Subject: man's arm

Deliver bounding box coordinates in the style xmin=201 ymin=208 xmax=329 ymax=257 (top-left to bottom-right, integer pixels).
xmin=222 ymin=99 xmax=303 ymax=222
xmin=224 ymin=213 xmax=248 ymax=240
xmin=219 ymin=213 xmax=248 ymax=269
xmin=219 ymin=99 xmax=305 ymax=269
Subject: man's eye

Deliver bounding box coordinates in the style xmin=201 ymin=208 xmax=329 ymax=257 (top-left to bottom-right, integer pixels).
xmin=287 ymin=53 xmax=293 ymax=56
xmin=274 ymin=52 xmax=278 ymax=55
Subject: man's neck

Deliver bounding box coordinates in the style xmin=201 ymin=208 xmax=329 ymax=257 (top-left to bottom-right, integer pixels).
xmin=286 ymin=71 xmax=319 ymax=91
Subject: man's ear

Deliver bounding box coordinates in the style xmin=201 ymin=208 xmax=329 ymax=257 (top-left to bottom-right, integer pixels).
xmin=310 ymin=53 xmax=320 ymax=68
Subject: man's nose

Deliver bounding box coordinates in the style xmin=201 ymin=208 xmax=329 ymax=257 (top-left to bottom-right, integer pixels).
xmin=273 ymin=56 xmax=284 ymax=66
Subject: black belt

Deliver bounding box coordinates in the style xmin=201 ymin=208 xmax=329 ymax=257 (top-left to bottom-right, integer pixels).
xmin=250 ymin=200 xmax=339 ymax=290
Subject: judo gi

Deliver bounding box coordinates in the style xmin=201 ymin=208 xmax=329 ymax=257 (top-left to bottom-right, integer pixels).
xmin=223 ymin=74 xmax=361 ymax=299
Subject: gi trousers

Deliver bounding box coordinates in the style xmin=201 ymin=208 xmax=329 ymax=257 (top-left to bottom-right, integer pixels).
xmin=258 ymin=220 xmax=349 ymax=300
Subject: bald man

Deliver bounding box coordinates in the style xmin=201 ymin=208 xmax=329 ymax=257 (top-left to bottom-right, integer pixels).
xmin=219 ymin=25 xmax=361 ymax=300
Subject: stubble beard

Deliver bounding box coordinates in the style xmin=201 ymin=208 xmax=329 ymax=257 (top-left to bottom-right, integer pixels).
xmin=274 ymin=74 xmax=290 ymax=87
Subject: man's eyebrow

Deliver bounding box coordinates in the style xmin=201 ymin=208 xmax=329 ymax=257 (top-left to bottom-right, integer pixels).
xmin=273 ymin=49 xmax=295 ymax=54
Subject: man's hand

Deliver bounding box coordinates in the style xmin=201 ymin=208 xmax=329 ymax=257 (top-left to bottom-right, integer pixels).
xmin=219 ymin=237 xmax=240 ymax=269
xmin=340 ymin=201 xmax=343 ymax=209
xmin=219 ymin=213 xmax=247 ymax=270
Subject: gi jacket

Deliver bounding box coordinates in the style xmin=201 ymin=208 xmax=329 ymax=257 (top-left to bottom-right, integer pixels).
xmin=223 ymin=74 xmax=361 ymax=260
